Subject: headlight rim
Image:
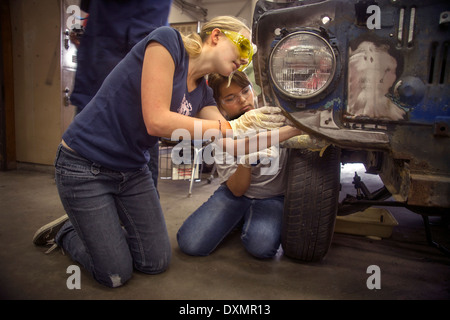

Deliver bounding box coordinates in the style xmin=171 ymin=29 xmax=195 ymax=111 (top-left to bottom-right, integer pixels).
xmin=269 ymin=30 xmax=337 ymax=100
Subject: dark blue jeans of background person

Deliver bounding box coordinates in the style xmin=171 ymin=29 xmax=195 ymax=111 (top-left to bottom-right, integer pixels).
xmin=177 ymin=184 xmax=284 ymax=259
xmin=53 ymin=144 xmax=171 ymax=288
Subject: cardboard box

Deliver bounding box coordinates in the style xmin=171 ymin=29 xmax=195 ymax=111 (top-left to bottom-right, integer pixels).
xmin=334 ymin=207 xmax=398 ymax=238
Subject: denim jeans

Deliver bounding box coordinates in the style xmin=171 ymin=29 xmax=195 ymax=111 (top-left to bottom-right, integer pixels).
xmin=177 ymin=184 xmax=284 ymax=258
xmin=54 ymin=144 xmax=171 ymax=288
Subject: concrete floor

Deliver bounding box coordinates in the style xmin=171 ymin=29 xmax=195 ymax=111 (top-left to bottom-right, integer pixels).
xmin=0 ymin=163 xmax=449 ymax=300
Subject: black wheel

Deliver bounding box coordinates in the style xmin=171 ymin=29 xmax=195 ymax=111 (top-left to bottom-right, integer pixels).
xmin=282 ymin=146 xmax=341 ymax=262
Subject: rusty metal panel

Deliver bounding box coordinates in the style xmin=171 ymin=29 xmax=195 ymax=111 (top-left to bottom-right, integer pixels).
xmin=408 ymin=174 xmax=450 ymax=208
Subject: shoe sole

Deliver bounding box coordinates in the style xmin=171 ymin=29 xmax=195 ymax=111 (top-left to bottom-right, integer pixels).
xmin=33 ymin=215 xmax=69 ymax=246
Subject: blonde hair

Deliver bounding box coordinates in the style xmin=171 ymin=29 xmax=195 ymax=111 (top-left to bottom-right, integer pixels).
xmin=181 ymin=16 xmax=250 ymax=57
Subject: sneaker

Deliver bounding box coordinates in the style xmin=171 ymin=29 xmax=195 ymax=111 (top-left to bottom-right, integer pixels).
xmin=33 ymin=214 xmax=69 ymax=247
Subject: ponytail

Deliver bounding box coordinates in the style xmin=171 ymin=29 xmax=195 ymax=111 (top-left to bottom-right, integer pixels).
xmin=181 ymin=16 xmax=250 ymax=58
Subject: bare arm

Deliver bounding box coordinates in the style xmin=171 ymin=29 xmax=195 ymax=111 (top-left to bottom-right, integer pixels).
xmin=214 ymin=125 xmax=302 ymax=155
xmin=226 ymin=165 xmax=252 ymax=197
xmin=141 ymin=42 xmax=226 ymax=138
xmin=222 ymin=126 xmax=301 ymax=197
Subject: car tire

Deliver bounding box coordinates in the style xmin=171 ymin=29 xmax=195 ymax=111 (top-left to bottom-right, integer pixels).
xmin=281 ymin=146 xmax=341 ymax=262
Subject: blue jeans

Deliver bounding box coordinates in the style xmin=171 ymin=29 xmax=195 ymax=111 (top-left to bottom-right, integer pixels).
xmin=54 ymin=144 xmax=171 ymax=288
xmin=177 ymin=184 xmax=284 ymax=258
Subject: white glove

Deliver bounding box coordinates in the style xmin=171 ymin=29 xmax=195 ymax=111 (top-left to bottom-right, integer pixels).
xmin=281 ymin=134 xmax=330 ymax=156
xmin=238 ymin=145 xmax=279 ymax=168
xmin=229 ymin=106 xmax=286 ymax=137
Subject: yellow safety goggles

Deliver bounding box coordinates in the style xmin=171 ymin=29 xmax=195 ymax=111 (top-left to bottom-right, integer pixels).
xmin=208 ymin=29 xmax=254 ymax=71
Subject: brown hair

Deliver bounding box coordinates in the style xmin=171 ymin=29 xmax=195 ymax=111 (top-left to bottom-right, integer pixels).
xmin=207 ymin=71 xmax=252 ymax=104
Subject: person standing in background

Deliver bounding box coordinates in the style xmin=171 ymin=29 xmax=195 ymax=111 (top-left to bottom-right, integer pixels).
xmin=71 ymin=0 xmax=173 ymax=114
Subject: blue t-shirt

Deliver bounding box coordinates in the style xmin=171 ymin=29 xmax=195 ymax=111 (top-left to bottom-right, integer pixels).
xmin=63 ymin=27 xmax=217 ymax=171
xmin=71 ymin=0 xmax=172 ymax=111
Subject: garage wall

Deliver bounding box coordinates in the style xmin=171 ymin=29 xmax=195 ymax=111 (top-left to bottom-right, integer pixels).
xmin=10 ymin=0 xmax=62 ymax=166
xmin=169 ymin=0 xmax=257 ymax=26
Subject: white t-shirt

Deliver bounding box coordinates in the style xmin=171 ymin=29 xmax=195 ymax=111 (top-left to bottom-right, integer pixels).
xmin=214 ymin=146 xmax=288 ymax=199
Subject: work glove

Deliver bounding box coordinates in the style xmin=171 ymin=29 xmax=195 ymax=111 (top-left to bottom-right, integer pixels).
xmin=229 ymin=106 xmax=286 ymax=137
xmin=281 ymin=134 xmax=330 ymax=156
xmin=238 ymin=145 xmax=279 ymax=168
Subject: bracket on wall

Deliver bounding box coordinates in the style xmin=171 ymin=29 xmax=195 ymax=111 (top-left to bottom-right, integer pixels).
xmin=173 ymin=0 xmax=208 ymax=22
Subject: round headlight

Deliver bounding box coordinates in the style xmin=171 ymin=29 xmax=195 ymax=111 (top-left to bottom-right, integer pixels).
xmin=269 ymin=31 xmax=336 ymax=99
